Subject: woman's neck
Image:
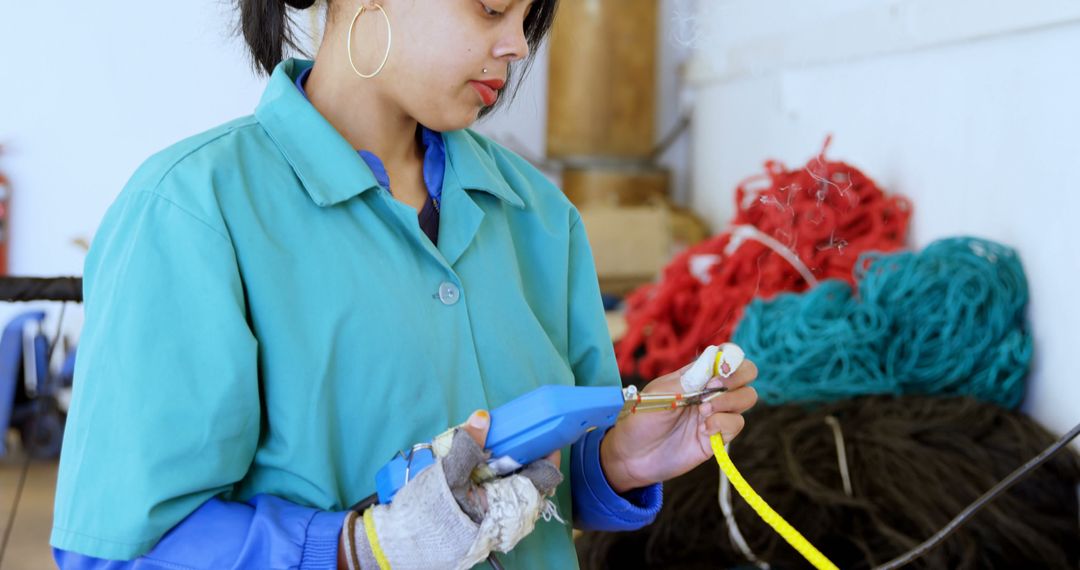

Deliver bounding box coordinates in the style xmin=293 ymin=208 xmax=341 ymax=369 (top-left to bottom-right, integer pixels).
xmin=304 ymin=51 xmax=423 ymax=170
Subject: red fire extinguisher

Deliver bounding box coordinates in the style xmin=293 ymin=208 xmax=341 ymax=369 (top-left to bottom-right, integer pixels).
xmin=0 ymin=145 xmax=9 ymax=275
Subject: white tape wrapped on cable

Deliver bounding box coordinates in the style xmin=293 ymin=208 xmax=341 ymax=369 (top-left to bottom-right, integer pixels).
xmin=680 ymin=343 xmax=746 ymax=392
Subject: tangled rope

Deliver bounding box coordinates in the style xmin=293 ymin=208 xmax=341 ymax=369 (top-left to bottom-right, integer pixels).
xmin=732 ymin=237 xmax=1032 ymax=408
xmin=576 ymin=396 xmax=1080 ymax=570
xmin=616 ymin=138 xmax=911 ymax=380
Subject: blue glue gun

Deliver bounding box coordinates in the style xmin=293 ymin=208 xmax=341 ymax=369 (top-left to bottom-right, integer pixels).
xmin=373 ymin=385 xmax=626 ymax=504
xmin=360 ymin=382 xmax=724 ymax=507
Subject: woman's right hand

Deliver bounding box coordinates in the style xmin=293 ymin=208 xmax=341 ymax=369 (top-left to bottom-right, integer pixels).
xmin=339 ymin=410 xmax=563 ymax=570
xmin=462 ymin=410 xmax=562 ymax=469
xmin=456 ymin=410 xmax=562 ymax=519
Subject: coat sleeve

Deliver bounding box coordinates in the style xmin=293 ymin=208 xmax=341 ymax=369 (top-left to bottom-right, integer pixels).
xmin=54 ymin=496 xmax=347 ymax=569
xmin=563 ymin=215 xmax=662 ymax=531
xmin=48 ymin=186 xmax=336 ymax=564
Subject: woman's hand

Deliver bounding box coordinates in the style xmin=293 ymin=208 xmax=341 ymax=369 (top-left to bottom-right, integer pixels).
xmin=338 ymin=411 xmax=564 ymax=570
xmin=599 ymin=359 xmax=759 ymax=493
xmin=458 ymin=411 xmax=561 ymax=515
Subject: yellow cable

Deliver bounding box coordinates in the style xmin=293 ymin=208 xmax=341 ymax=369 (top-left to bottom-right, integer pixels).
xmin=709 ymin=348 xmax=836 ymax=569
xmin=711 ymin=433 xmax=839 ymax=570
xmin=363 ymin=508 xmax=393 ymax=570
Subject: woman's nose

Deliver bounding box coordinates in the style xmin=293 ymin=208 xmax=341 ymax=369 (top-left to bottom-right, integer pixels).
xmin=493 ymin=21 xmax=530 ymax=63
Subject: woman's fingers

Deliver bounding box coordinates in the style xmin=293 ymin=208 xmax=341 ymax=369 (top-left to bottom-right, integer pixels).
xmin=461 ymin=410 xmax=490 ymax=449
xmin=720 ymin=358 xmax=758 ymax=390
xmin=643 ymin=351 xmax=757 ymax=391
xmin=698 ymin=383 xmax=758 ymax=416
xmin=641 ymin=362 xmax=694 ymax=393
xmin=703 ymin=411 xmax=747 ymax=442
xmin=544 ymin=448 xmax=562 ymax=470
xmin=648 ymin=356 xmax=757 ymax=396
xmin=462 ymin=410 xmax=559 ymax=472
xmin=712 ymin=385 xmax=759 ymax=413
xmin=699 ymin=384 xmax=757 ymax=442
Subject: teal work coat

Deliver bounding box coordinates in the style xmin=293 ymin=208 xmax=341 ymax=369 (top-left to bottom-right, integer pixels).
xmin=51 ymin=59 xmax=621 ymax=569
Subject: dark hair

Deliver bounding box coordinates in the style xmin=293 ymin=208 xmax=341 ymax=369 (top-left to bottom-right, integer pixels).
xmin=480 ymin=0 xmax=559 ymax=118
xmin=236 ymin=0 xmax=559 ymax=117
xmin=237 ymin=0 xmax=315 ymax=77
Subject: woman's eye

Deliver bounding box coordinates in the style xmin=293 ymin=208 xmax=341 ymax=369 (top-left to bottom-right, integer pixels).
xmin=480 ymin=2 xmax=504 ymax=16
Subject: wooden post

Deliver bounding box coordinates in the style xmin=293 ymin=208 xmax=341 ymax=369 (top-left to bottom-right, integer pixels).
xmin=546 ymin=0 xmax=658 ymax=159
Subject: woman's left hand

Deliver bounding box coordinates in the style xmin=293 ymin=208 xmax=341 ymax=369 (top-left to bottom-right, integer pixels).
xmin=599 ymin=358 xmax=759 ymax=493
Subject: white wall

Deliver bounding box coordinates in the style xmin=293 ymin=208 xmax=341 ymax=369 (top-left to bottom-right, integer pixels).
xmin=1 ymin=1 xmax=271 ymax=355
xmin=2 ymin=2 xmax=267 ymax=276
xmin=687 ymin=0 xmax=1080 ymax=442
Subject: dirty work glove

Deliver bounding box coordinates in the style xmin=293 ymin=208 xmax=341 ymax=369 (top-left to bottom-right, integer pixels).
xmin=342 ymin=427 xmax=563 ymax=570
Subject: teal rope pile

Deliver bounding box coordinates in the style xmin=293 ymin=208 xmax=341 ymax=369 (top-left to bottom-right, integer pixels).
xmin=732 ymin=237 xmax=1032 ymax=408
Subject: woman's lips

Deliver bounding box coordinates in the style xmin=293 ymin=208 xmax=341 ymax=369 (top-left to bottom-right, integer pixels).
xmin=469 ymin=80 xmax=502 ymax=106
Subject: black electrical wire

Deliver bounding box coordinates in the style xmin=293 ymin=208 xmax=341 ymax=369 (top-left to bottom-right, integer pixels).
xmin=0 ymin=448 xmax=31 ymax=568
xmin=648 ymin=112 xmax=691 ymax=162
xmin=874 ymin=419 xmax=1080 ymax=570
xmin=0 ymin=277 xmax=82 ymax=303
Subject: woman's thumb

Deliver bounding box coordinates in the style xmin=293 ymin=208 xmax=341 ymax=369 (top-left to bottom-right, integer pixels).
xmin=461 ymin=410 xmax=490 ymax=449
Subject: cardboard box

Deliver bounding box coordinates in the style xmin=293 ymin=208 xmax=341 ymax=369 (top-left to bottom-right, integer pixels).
xmin=580 ymin=205 xmax=672 ymax=295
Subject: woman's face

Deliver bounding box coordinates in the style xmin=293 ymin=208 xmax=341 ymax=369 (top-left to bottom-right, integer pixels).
xmin=340 ymin=0 xmax=535 ymax=131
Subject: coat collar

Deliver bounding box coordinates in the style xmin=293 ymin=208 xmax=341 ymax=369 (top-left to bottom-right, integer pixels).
xmin=254 ymin=59 xmax=523 ymax=209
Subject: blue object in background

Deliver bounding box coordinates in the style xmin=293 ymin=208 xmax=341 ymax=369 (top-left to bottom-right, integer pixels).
xmin=58 ymin=346 xmax=77 ymax=389
xmin=0 ymin=310 xmax=65 ymax=458
xmin=601 ymin=293 xmax=623 ymax=312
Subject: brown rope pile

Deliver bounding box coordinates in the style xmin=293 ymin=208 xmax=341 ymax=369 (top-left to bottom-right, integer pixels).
xmin=577 ymin=396 xmax=1080 ymax=569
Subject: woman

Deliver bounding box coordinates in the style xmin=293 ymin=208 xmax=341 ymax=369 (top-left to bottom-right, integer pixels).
xmin=50 ymin=0 xmax=758 ymax=568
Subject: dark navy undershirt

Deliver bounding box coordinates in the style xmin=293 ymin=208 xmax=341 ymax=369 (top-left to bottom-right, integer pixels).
xmin=294 ymin=67 xmax=443 ymax=245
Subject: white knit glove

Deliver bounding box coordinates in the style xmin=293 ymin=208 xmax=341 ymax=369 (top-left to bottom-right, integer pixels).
xmin=343 ymin=429 xmax=563 ymax=570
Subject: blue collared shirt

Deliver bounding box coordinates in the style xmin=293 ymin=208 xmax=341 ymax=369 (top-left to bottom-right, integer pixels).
xmin=295 ymin=66 xmax=443 ymax=245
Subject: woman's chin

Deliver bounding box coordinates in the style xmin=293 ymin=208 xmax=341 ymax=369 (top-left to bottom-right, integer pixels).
xmin=423 ymin=111 xmax=480 ymax=133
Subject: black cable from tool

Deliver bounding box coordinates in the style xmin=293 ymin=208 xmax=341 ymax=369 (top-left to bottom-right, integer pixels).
xmin=349 ymin=492 xmax=380 ymax=513
xmin=0 ymin=277 xmax=82 ymax=303
xmin=0 ymin=445 xmax=32 ymax=568
xmin=486 ymin=553 xmax=506 ymax=570
xmin=874 ymin=419 xmax=1080 ymax=570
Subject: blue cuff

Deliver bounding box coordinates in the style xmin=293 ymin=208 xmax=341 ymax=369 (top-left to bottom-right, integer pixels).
xmin=570 ymin=428 xmax=662 ymax=531
xmin=54 ymin=497 xmax=349 ymax=570
xmin=300 ymin=510 xmax=348 ymax=569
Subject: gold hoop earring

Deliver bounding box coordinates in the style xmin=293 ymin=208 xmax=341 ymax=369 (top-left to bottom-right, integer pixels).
xmin=347 ymin=2 xmax=392 ymax=79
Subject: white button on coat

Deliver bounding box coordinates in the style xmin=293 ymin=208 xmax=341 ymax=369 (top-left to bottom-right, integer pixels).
xmin=438 ymin=282 xmax=460 ymax=305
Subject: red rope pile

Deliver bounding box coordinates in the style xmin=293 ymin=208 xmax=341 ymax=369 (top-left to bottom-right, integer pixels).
xmin=615 ymin=139 xmax=913 ymax=379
